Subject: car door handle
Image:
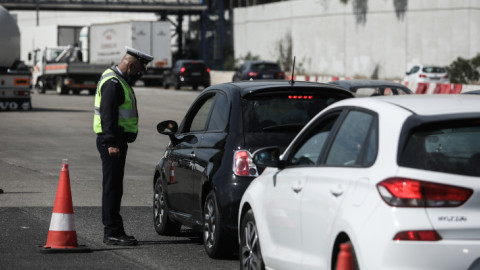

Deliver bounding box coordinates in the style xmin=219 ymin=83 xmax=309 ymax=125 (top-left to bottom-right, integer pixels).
xmin=330 ymin=188 xmax=344 ymax=197
xmin=292 ymin=182 xmax=303 ymax=193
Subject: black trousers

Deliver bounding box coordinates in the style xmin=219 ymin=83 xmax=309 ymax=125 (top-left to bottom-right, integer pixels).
xmin=96 ymin=136 xmax=128 ymax=237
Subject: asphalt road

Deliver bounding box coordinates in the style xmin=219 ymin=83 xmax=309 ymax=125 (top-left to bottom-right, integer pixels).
xmin=0 ymin=87 xmax=239 ymax=269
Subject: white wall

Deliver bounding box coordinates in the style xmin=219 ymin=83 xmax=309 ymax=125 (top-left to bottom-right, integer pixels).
xmin=234 ymin=0 xmax=480 ymax=80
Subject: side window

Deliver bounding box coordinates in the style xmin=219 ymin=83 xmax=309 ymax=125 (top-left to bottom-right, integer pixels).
xmin=410 ymin=66 xmax=420 ymax=74
xmin=207 ymin=93 xmax=228 ymax=131
xmin=186 ymin=95 xmax=216 ymax=132
xmin=290 ymin=113 xmax=340 ymax=166
xmin=325 ymin=110 xmax=376 ymax=166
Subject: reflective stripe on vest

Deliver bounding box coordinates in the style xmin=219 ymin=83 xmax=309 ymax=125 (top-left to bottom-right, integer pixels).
xmin=93 ymin=69 xmax=138 ymax=134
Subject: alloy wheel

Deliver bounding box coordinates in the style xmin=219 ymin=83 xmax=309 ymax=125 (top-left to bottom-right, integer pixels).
xmin=204 ymin=198 xmax=216 ymax=249
xmin=242 ymin=220 xmax=261 ymax=270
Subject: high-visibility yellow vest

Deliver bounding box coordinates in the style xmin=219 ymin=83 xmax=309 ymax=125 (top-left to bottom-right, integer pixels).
xmin=93 ymin=69 xmax=138 ymax=134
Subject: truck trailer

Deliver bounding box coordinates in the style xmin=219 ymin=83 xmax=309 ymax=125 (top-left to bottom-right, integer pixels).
xmin=87 ymin=20 xmax=172 ymax=86
xmin=0 ymin=5 xmax=32 ymax=111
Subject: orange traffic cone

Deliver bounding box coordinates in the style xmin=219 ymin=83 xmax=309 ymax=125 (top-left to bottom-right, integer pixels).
xmin=39 ymin=159 xmax=89 ymax=253
xmin=335 ymin=243 xmax=354 ymax=270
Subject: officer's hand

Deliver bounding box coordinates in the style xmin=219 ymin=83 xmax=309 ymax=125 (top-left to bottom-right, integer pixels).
xmin=108 ymin=147 xmax=121 ymax=157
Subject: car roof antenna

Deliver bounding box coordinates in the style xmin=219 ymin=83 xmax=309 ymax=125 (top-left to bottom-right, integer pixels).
xmin=289 ymin=56 xmax=296 ymax=86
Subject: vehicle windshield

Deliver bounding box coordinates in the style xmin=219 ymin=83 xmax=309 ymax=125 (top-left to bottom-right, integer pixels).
xmin=422 ymin=66 xmax=446 ymax=73
xmin=251 ymin=63 xmax=280 ymax=72
xmin=354 ymin=87 xmax=411 ymax=97
xmin=399 ymin=120 xmax=480 ymax=176
xmin=242 ymin=92 xmax=341 ymax=148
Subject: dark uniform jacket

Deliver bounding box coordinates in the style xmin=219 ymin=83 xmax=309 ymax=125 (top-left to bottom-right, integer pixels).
xmin=98 ymin=66 xmax=138 ymax=148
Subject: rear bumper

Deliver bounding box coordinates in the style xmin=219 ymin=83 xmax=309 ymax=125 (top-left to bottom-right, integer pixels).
xmin=0 ymin=97 xmax=32 ymax=111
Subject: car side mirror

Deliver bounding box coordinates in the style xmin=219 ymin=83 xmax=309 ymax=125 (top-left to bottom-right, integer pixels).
xmin=252 ymin=146 xmax=284 ymax=168
xmin=157 ymin=120 xmax=178 ymax=135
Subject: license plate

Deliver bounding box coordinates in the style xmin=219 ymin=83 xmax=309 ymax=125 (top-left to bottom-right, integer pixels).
xmin=192 ymin=72 xmax=201 ymax=76
xmin=262 ymin=75 xmax=273 ymax=79
xmin=85 ymin=81 xmax=95 ymax=85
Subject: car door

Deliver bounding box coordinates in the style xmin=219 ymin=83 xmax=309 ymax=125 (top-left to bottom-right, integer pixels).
xmin=261 ymin=111 xmax=343 ymax=270
xmin=300 ymin=109 xmax=378 ymax=270
xmin=191 ymin=92 xmax=229 ymax=220
xmin=166 ymin=93 xmax=216 ymax=216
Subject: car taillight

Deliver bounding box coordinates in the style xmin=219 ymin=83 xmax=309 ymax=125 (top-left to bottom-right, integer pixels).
xmin=289 ymin=95 xmax=314 ymax=100
xmin=393 ymin=230 xmax=442 ymax=241
xmin=206 ymin=68 xmax=211 ymax=73
xmin=233 ymin=150 xmax=258 ymax=177
xmin=180 ymin=67 xmax=186 ymax=74
xmin=247 ymin=71 xmax=258 ymax=77
xmin=377 ymin=178 xmax=472 ymax=207
xmin=443 ymin=74 xmax=449 ymax=79
xmin=419 ymin=74 xmax=427 ymax=78
xmin=277 ymin=72 xmax=285 ymax=78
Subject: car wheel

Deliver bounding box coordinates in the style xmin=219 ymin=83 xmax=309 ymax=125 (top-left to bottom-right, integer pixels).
xmin=153 ymin=179 xmax=181 ymax=236
xmin=203 ymin=191 xmax=232 ymax=258
xmin=174 ymin=80 xmax=181 ymax=90
xmin=240 ymin=209 xmax=265 ymax=270
xmin=332 ymin=241 xmax=360 ymax=270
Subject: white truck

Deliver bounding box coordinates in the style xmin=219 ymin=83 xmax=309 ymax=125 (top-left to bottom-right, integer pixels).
xmin=87 ymin=20 xmax=172 ymax=86
xmin=31 ymin=45 xmax=106 ymax=95
xmin=0 ymin=5 xmax=32 ymax=111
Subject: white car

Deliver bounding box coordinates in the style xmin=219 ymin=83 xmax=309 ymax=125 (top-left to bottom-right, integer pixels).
xmin=238 ymin=95 xmax=480 ymax=270
xmin=404 ymin=64 xmax=450 ymax=84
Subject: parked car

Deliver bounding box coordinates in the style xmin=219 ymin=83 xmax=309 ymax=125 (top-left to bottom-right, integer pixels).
xmin=462 ymin=90 xmax=480 ymax=95
xmin=163 ymin=59 xmax=210 ymax=90
xmin=153 ymin=81 xmax=354 ymax=258
xmin=329 ymin=79 xmax=413 ymax=96
xmin=239 ymin=94 xmax=480 ymax=270
xmin=232 ymin=60 xmax=285 ymax=81
xmin=404 ymin=64 xmax=450 ymax=84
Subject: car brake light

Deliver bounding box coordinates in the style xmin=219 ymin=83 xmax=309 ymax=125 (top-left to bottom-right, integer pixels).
xmin=443 ymin=74 xmax=449 ymax=79
xmin=377 ymin=178 xmax=472 ymax=207
xmin=277 ymin=72 xmax=285 ymax=77
xmin=206 ymin=68 xmax=211 ymax=73
xmin=419 ymin=74 xmax=427 ymax=78
xmin=180 ymin=67 xmax=186 ymax=74
xmin=233 ymin=150 xmax=258 ymax=177
xmin=393 ymin=230 xmax=442 ymax=241
xmin=247 ymin=71 xmax=258 ymax=77
xmin=288 ymin=95 xmax=314 ymax=100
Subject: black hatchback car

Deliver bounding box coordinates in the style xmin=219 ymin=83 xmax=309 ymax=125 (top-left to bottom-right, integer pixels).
xmin=153 ymin=81 xmax=354 ymax=258
xmin=163 ymin=59 xmax=211 ymax=90
xmin=232 ymin=60 xmax=285 ymax=81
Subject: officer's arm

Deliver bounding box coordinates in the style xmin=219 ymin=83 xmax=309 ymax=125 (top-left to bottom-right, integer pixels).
xmin=100 ymin=79 xmax=125 ymax=147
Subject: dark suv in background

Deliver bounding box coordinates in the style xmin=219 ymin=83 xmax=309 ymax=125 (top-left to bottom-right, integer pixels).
xmin=163 ymin=59 xmax=211 ymax=90
xmin=152 ymin=80 xmax=354 ymax=259
xmin=232 ymin=60 xmax=285 ymax=81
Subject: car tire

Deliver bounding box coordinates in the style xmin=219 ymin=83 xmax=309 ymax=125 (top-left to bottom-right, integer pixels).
xmin=203 ymin=191 xmax=232 ymax=258
xmin=240 ymin=209 xmax=265 ymax=270
xmin=174 ymin=80 xmax=181 ymax=90
xmin=153 ymin=179 xmax=181 ymax=236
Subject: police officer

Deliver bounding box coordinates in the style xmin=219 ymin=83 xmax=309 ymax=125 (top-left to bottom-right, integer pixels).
xmin=93 ymin=46 xmax=153 ymax=246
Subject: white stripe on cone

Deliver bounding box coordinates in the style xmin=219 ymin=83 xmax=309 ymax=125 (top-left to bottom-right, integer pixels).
xmin=49 ymin=213 xmax=75 ymax=231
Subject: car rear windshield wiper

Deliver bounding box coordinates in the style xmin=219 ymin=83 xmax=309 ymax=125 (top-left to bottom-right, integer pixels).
xmin=262 ymin=123 xmax=304 ymax=132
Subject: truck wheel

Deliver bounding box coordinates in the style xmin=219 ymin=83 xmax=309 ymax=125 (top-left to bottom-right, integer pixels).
xmin=37 ymin=78 xmax=46 ymax=94
xmin=162 ymin=80 xmax=169 ymax=89
xmin=56 ymin=78 xmax=68 ymax=95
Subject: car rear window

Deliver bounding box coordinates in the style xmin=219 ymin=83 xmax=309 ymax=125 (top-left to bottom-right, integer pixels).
xmin=251 ymin=63 xmax=280 ymax=72
xmin=399 ymin=120 xmax=480 ymax=176
xmin=184 ymin=63 xmax=207 ymax=71
xmin=242 ymin=92 xmax=341 ymax=148
xmin=422 ymin=66 xmax=446 ymax=73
